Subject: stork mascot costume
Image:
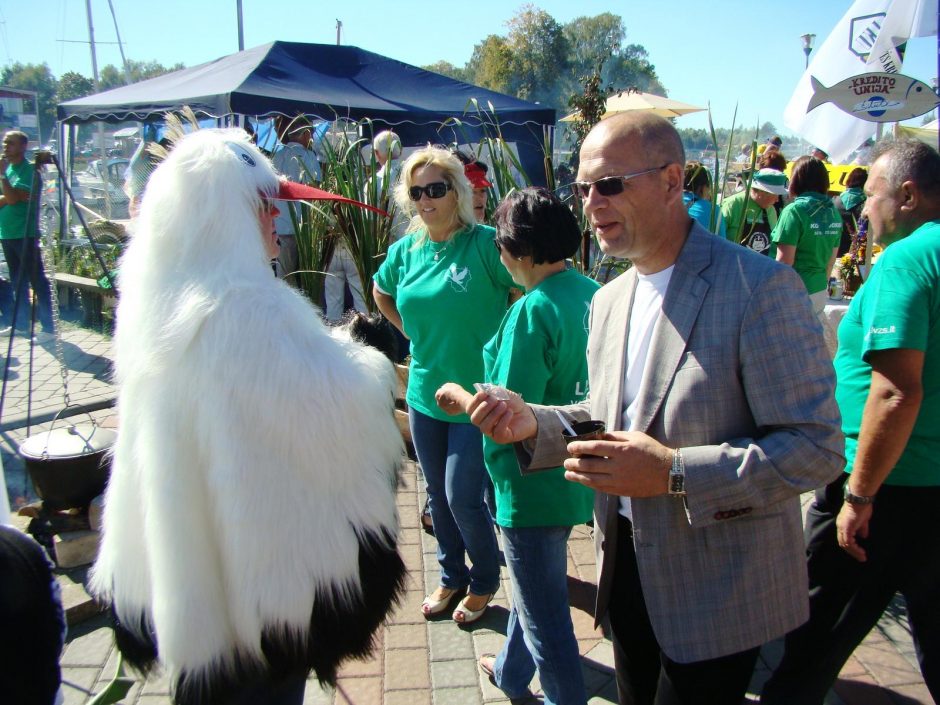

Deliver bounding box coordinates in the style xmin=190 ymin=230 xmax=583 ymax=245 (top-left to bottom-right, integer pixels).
xmin=90 ymin=128 xmax=406 ymax=704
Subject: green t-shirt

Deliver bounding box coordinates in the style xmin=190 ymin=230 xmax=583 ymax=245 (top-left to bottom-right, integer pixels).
xmin=482 ymin=268 xmax=599 ymax=527
xmin=719 ymin=189 xmax=778 ymax=245
xmin=0 ymin=159 xmax=39 ymax=240
xmin=834 ymin=220 xmax=940 ymax=486
xmin=374 ymin=223 xmax=515 ymax=422
xmin=771 ymin=192 xmax=842 ymax=294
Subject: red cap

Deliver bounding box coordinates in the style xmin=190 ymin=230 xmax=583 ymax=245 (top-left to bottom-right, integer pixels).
xmin=274 ymin=179 xmax=387 ymax=216
xmin=464 ymin=162 xmax=492 ymax=189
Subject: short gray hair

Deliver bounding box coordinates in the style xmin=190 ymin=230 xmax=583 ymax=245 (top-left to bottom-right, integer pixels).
xmin=372 ymin=130 xmax=402 ymax=161
xmin=870 ymin=138 xmax=940 ymax=195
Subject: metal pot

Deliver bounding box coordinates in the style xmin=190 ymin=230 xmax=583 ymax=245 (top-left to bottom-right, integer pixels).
xmin=19 ymin=423 xmax=117 ymax=510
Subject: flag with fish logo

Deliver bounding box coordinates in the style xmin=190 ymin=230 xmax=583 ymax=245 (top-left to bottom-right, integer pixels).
xmin=784 ymin=0 xmax=937 ymax=163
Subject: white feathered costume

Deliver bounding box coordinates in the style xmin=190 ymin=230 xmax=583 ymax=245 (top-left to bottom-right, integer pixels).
xmin=90 ymin=129 xmax=406 ymax=704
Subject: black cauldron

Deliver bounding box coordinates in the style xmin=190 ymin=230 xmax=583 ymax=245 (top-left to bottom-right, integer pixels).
xmin=19 ymin=423 xmax=117 ymax=510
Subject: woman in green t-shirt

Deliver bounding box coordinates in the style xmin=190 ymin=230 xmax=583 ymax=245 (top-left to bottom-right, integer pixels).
xmin=436 ymin=188 xmax=598 ymax=705
xmin=374 ymin=147 xmax=515 ymax=625
xmin=771 ymin=156 xmax=843 ymax=298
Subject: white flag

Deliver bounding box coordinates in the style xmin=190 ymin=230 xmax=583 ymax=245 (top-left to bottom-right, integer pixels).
xmin=784 ymin=0 xmax=938 ymax=163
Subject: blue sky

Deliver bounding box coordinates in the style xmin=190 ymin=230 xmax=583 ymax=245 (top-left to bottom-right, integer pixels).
xmin=4 ymin=0 xmax=937 ymax=133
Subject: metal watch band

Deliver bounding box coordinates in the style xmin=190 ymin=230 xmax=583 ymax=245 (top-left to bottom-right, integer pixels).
xmin=843 ymin=484 xmax=876 ymax=505
xmin=668 ymin=448 xmax=686 ymax=496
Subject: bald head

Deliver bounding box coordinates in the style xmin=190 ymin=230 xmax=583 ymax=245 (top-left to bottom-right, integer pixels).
xmin=583 ymin=113 xmax=685 ymax=170
xmin=575 ymin=112 xmax=691 ymax=273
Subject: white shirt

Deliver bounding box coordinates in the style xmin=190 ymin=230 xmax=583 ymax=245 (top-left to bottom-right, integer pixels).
xmin=619 ymin=265 xmax=674 ymax=519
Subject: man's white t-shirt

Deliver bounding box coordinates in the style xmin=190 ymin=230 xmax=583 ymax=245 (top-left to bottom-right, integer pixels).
xmin=619 ymin=265 xmax=674 ymax=519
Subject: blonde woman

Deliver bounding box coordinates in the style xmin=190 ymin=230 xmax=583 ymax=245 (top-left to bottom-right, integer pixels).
xmin=374 ymin=146 xmax=515 ymax=624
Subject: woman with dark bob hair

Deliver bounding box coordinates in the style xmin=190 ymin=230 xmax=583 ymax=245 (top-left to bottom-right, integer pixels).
xmin=436 ymin=188 xmax=599 ymax=705
xmin=771 ymin=155 xmax=843 ymax=346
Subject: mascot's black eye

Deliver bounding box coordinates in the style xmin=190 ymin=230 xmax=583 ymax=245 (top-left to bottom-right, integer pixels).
xmin=240 ymin=153 xmax=255 ymax=167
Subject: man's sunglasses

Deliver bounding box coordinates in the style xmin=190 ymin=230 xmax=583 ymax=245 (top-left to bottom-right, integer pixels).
xmin=572 ymin=164 xmax=669 ymax=199
xmin=408 ymin=182 xmax=452 ymax=201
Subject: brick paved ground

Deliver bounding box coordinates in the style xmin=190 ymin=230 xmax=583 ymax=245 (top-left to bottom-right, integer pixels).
xmin=1 ymin=325 xmax=932 ymax=704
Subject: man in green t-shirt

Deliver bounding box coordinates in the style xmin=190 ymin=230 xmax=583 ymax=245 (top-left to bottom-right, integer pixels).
xmin=0 ymin=130 xmax=53 ymax=337
xmin=764 ymin=139 xmax=940 ymax=704
xmin=719 ymin=168 xmax=787 ymax=255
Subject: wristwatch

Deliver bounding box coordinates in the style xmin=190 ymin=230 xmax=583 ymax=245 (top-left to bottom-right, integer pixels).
xmin=668 ymin=448 xmax=686 ymax=496
xmin=843 ymin=484 xmax=876 ymax=505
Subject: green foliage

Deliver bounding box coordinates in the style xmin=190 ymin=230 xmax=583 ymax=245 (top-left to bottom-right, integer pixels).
xmin=0 ymin=62 xmax=56 ymax=141
xmin=504 ymin=4 xmax=570 ymax=106
xmin=98 ymin=59 xmax=185 ymax=91
xmin=56 ymin=71 xmax=95 ymax=103
xmin=565 ymin=60 xmax=612 ymax=166
xmin=467 ymin=36 xmax=515 ymax=94
xmin=421 ymin=61 xmax=470 ymax=83
xmin=445 ymin=9 xmax=662 ymax=116
xmin=307 ymin=122 xmax=398 ymax=314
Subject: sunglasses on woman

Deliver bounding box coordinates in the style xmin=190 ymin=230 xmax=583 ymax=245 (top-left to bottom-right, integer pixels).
xmin=408 ymin=182 xmax=452 ymax=201
xmin=572 ymin=164 xmax=669 ymax=199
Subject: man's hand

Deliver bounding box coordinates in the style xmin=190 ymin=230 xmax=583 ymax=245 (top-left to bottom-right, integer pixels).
xmin=836 ymin=502 xmax=873 ymax=562
xmin=434 ymin=383 xmax=473 ymax=416
xmin=467 ymin=389 xmax=537 ymax=444
xmin=0 ymin=157 xmax=8 ymax=174
xmin=564 ymin=431 xmax=672 ymax=497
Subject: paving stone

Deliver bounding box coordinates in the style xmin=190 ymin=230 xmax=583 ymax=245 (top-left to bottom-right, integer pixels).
xmin=139 ymin=668 xmax=172 ymax=694
xmin=889 ymin=682 xmax=934 ymax=703
xmin=60 ymin=666 xmax=100 ymax=704
xmin=855 ymin=642 xmax=925 ymax=687
xmin=428 ymin=621 xmax=475 ymax=661
xmin=135 ymin=697 xmax=174 ymax=705
xmin=386 ymin=623 xmax=428 ymax=651
xmin=385 ymin=688 xmax=432 ymax=705
xmin=62 ymin=625 xmax=114 ymax=666
xmin=433 ymin=686 xmax=483 ymax=705
xmin=389 ymin=589 xmax=429 ymax=625
xmin=335 ymin=676 xmax=382 ymax=704
xmin=431 ymin=658 xmax=479 ymax=688
xmin=339 ymin=650 xmax=384 ymax=678
xmin=840 ymin=654 xmax=869 ymax=678
xmin=833 ymin=675 xmax=897 ymax=705
xmin=385 ymin=648 xmax=430 ymax=690
xmin=53 ymin=529 xmax=100 ymax=568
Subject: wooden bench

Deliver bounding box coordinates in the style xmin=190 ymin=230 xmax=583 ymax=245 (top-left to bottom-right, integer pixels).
xmin=53 ymin=273 xmax=115 ymax=327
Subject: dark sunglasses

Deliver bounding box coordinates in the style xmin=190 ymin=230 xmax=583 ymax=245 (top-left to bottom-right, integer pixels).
xmin=572 ymin=164 xmax=669 ymax=199
xmin=408 ymin=181 xmax=452 ymax=201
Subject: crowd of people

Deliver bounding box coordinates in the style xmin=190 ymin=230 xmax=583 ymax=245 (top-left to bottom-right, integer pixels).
xmin=2 ymin=108 xmax=938 ymax=705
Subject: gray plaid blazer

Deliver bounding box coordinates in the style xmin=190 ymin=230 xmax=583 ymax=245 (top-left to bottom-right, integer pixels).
xmin=522 ymin=223 xmax=845 ymax=663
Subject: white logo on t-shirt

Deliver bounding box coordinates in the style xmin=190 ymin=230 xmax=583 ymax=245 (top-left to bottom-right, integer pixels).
xmin=582 ymin=302 xmax=591 ymax=335
xmin=446 ymin=264 xmax=471 ymax=292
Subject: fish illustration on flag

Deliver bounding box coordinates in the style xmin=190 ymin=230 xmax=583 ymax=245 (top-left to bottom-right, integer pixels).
xmin=806 ymin=72 xmax=938 ymax=121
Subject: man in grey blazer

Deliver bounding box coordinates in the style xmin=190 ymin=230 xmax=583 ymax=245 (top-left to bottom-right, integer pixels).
xmin=467 ymin=113 xmax=845 ymax=705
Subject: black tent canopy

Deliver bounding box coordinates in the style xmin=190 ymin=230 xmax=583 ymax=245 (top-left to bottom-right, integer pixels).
xmin=57 ymin=41 xmax=555 ymax=182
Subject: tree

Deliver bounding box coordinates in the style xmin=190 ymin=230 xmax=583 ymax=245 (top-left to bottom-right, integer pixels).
xmin=467 ymin=35 xmax=515 ymax=94
xmin=758 ymin=121 xmax=779 ymax=139
xmin=604 ymin=44 xmax=665 ymax=95
xmin=564 ymin=13 xmax=625 ymax=78
xmin=0 ymin=62 xmax=57 ymax=141
xmin=422 ymin=61 xmax=469 ymax=82
xmin=56 ymin=71 xmax=95 ymax=103
xmin=98 ymin=59 xmax=184 ymax=91
xmin=504 ymin=4 xmax=570 ymax=106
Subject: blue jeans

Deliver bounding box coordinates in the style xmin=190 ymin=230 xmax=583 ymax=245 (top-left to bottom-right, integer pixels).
xmin=409 ymin=408 xmax=499 ymax=596
xmin=494 ymin=525 xmax=586 ymax=705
